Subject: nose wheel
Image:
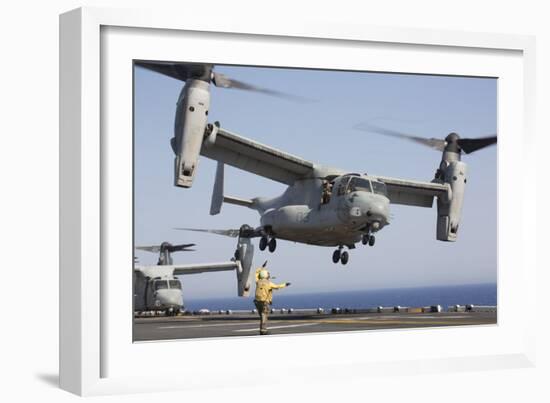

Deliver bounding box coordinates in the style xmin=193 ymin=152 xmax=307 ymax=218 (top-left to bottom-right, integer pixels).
xmin=259 ymin=236 xmax=277 ymax=253
xmin=332 ymin=247 xmax=349 ymax=265
xmin=268 ymin=238 xmax=277 ymax=252
xmin=362 ymin=233 xmax=375 ymax=246
xmin=340 ymin=251 xmax=349 ymax=264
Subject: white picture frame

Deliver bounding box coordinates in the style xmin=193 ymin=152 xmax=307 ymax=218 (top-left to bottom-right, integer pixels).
xmin=59 ymin=6 xmax=537 ymax=396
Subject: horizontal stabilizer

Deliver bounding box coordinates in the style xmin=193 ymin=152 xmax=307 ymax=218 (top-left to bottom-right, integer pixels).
xmin=223 ymin=195 xmax=254 ymax=208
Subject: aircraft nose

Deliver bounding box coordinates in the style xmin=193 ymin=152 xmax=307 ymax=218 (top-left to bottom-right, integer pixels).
xmin=156 ymin=289 xmax=182 ymax=307
xmin=365 ymin=200 xmax=390 ymax=224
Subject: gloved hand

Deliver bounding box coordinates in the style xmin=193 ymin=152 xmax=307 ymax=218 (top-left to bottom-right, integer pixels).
xmin=285 ymin=282 xmax=292 ymax=287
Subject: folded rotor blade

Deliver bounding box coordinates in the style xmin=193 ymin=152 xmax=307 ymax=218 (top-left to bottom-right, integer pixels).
xmin=174 ymin=228 xmax=241 ymax=238
xmin=354 ymin=123 xmax=446 ymax=151
xmin=212 ymin=72 xmax=314 ymax=103
xmin=457 ymin=136 xmax=497 ymax=154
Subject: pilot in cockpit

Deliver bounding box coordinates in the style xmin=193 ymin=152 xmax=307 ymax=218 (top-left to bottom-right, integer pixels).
xmin=321 ymin=180 xmax=332 ymax=205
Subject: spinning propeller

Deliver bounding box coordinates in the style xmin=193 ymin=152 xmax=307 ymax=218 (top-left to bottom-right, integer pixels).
xmin=174 ymin=225 xmax=260 ymax=239
xmin=135 ymin=61 xmax=311 ymax=102
xmin=136 ymin=242 xmax=197 ymax=265
xmin=136 ymin=242 xmax=196 ymax=253
xmin=354 ymin=123 xmax=497 ymax=154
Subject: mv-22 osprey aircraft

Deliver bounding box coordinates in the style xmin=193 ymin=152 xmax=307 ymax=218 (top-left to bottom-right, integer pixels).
xmin=136 ymin=61 xmax=497 ymax=265
xmin=134 ymin=238 xmax=254 ymax=315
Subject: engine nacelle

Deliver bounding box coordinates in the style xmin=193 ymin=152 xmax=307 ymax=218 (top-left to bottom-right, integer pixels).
xmin=437 ymin=159 xmax=467 ymax=241
xmin=172 ymin=79 xmax=211 ymax=188
xmin=235 ymin=236 xmax=254 ymax=297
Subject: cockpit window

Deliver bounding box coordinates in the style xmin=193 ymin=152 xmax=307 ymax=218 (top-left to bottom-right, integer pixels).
xmin=154 ymin=280 xmax=168 ymax=290
xmin=372 ymin=181 xmax=388 ymax=196
xmin=337 ymin=176 xmax=351 ymax=196
xmin=169 ymin=280 xmax=182 ymax=289
xmin=348 ymin=177 xmax=372 ymax=193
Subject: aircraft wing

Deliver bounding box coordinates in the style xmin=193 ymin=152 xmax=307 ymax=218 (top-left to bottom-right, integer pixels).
xmin=374 ymin=176 xmax=451 ymax=208
xmin=171 ymin=261 xmax=241 ymax=275
xmin=201 ymin=127 xmax=315 ymax=185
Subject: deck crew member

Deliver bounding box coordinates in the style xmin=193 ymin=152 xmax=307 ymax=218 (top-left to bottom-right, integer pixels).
xmin=254 ymin=267 xmax=290 ymax=335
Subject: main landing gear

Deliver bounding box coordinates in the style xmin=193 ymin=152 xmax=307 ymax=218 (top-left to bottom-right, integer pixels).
xmin=332 ymin=246 xmax=349 ymax=265
xmin=259 ymin=236 xmax=277 ymax=253
xmin=165 ymin=308 xmax=179 ymax=317
xmin=362 ymin=233 xmax=375 ymax=246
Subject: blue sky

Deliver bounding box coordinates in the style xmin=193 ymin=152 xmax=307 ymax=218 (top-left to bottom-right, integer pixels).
xmin=134 ymin=64 xmax=497 ymax=299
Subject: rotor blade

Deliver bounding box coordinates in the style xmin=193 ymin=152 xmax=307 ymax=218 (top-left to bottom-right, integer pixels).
xmin=135 ymin=245 xmax=161 ymax=253
xmin=174 ymin=228 xmax=241 ymax=238
xmin=457 ymin=136 xmax=497 ymax=154
xmin=170 ymin=243 xmax=197 ymax=252
xmin=212 ymin=72 xmax=314 ymax=103
xmin=354 ymin=123 xmax=446 ymax=151
xmin=135 ymin=61 xmax=211 ymax=82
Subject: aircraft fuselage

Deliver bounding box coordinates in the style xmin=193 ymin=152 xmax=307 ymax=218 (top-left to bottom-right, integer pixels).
xmin=257 ymin=174 xmax=390 ymax=247
xmin=134 ymin=267 xmax=183 ymax=313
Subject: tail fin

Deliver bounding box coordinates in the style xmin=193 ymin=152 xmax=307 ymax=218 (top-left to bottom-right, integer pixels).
xmin=210 ymin=161 xmax=224 ymax=215
xmin=210 ymin=162 xmax=255 ymax=215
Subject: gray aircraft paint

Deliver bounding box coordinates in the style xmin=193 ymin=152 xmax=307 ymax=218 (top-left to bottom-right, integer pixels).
xmin=134 ymin=237 xmax=255 ymax=312
xmin=173 ymin=79 xmax=211 ymax=188
xmin=137 ymin=62 xmax=495 ymax=266
xmin=171 ymin=87 xmax=466 ymax=262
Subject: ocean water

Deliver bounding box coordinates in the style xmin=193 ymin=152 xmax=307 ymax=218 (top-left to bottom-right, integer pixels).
xmin=184 ymin=283 xmax=497 ymax=311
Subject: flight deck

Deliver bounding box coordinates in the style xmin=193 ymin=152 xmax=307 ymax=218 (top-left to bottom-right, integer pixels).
xmin=133 ymin=308 xmax=497 ymax=341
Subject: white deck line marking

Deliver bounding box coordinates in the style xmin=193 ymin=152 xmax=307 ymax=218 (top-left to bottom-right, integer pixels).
xmin=159 ymin=322 xmax=255 ymax=329
xmin=353 ymin=315 xmax=472 ymax=320
xmin=233 ymin=323 xmax=318 ymax=332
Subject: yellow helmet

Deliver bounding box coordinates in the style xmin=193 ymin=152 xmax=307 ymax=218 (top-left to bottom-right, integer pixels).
xmin=258 ymin=269 xmax=270 ymax=279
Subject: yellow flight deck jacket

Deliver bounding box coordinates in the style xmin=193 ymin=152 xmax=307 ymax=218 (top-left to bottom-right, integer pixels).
xmin=254 ymin=268 xmax=287 ymax=304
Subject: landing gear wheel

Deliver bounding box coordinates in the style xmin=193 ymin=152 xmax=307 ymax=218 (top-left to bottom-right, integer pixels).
xmin=259 ymin=237 xmax=268 ymax=251
xmin=268 ymin=238 xmax=277 ymax=253
xmin=361 ymin=234 xmax=369 ymax=245
xmin=340 ymin=251 xmax=349 ymax=265
xmin=368 ymin=235 xmax=375 ymax=246
xmin=332 ymin=249 xmax=341 ymax=263
xmin=234 ymin=249 xmax=241 ymax=260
